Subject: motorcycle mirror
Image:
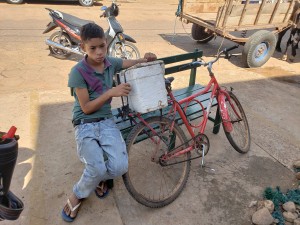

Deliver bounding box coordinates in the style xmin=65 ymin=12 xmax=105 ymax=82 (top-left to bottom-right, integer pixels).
xmin=101 ymin=6 xmax=107 ymax=11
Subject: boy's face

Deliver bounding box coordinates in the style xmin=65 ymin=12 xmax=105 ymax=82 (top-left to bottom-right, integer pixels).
xmin=81 ymin=37 xmax=107 ymax=63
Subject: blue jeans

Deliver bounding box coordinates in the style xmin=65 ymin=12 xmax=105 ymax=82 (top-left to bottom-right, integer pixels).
xmin=72 ymin=118 xmax=128 ymax=199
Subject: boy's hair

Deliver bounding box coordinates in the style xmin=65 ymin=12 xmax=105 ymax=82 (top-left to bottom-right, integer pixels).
xmin=80 ymin=23 xmax=105 ymax=42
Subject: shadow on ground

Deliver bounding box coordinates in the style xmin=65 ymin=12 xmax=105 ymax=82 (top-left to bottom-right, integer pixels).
xmin=159 ymin=32 xmax=300 ymax=66
xmin=12 ymin=74 xmax=299 ymax=225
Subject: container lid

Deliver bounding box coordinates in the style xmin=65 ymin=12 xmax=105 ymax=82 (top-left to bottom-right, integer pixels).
xmin=120 ymin=60 xmax=164 ymax=73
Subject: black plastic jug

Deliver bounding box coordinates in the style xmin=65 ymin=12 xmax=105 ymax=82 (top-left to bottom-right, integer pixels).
xmin=0 ymin=138 xmax=18 ymax=196
xmin=0 ymin=138 xmax=24 ymax=221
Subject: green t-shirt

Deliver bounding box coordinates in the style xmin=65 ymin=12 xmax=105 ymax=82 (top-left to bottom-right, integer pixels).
xmin=68 ymin=56 xmax=123 ymax=121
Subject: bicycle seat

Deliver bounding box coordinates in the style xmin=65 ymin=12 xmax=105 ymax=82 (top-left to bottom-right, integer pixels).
xmin=165 ymin=77 xmax=174 ymax=85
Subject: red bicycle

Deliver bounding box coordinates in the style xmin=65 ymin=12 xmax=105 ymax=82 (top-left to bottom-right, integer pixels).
xmin=122 ymin=45 xmax=250 ymax=208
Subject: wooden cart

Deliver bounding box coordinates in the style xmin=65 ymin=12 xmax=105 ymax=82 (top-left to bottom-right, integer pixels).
xmin=177 ymin=0 xmax=297 ymax=67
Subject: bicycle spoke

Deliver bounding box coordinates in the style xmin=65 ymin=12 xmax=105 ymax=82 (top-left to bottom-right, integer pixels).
xmin=123 ymin=117 xmax=191 ymax=208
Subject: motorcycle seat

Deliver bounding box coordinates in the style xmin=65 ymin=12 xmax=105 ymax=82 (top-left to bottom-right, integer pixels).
xmin=59 ymin=11 xmax=94 ymax=28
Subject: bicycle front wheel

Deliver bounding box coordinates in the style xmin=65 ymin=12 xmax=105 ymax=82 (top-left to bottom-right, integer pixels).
xmin=223 ymin=92 xmax=250 ymax=153
xmin=123 ymin=116 xmax=191 ymax=208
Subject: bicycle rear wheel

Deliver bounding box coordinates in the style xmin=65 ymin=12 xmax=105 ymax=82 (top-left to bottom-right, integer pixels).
xmin=122 ymin=116 xmax=191 ymax=208
xmin=222 ymin=92 xmax=250 ymax=153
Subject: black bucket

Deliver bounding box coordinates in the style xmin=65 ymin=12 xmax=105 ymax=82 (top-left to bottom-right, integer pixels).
xmin=0 ymin=138 xmax=23 ymax=221
xmin=0 ymin=138 xmax=18 ymax=196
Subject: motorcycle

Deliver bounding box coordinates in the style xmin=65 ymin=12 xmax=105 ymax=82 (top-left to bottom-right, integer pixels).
xmin=43 ymin=3 xmax=140 ymax=60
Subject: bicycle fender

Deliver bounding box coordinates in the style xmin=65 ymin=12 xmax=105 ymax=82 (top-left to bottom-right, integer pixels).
xmin=218 ymin=94 xmax=233 ymax=132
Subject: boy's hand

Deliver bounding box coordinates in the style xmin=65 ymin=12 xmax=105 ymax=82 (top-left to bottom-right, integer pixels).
xmin=143 ymin=52 xmax=157 ymax=62
xmin=109 ymin=83 xmax=131 ymax=97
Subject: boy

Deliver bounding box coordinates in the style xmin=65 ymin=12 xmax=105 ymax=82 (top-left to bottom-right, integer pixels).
xmin=62 ymin=23 xmax=156 ymax=222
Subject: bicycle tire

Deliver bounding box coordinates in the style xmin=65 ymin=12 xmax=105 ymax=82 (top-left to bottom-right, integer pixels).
xmin=222 ymin=92 xmax=250 ymax=153
xmin=122 ymin=116 xmax=191 ymax=208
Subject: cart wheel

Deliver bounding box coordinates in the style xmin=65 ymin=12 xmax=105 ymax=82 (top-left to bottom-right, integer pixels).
xmin=242 ymin=30 xmax=277 ymax=68
xmin=191 ymin=24 xmax=214 ymax=43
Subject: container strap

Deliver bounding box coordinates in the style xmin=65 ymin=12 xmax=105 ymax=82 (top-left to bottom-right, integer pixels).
xmin=116 ymin=73 xmax=130 ymax=120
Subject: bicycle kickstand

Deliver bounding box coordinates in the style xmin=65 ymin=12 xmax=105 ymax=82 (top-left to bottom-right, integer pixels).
xmin=201 ymin=148 xmax=205 ymax=168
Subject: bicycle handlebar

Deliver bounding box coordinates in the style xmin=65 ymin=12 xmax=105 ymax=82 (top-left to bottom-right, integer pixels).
xmin=179 ymin=45 xmax=239 ymax=74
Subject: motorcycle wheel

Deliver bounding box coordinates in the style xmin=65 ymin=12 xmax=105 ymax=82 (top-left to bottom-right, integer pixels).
xmin=6 ymin=0 xmax=23 ymax=4
xmin=79 ymin=0 xmax=93 ymax=7
xmin=111 ymin=42 xmax=140 ymax=59
xmin=49 ymin=31 xmax=72 ymax=59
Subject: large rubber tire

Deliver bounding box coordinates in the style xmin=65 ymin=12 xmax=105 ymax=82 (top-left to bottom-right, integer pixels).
xmin=191 ymin=24 xmax=214 ymax=43
xmin=242 ymin=30 xmax=277 ymax=68
xmin=6 ymin=0 xmax=23 ymax=4
xmin=79 ymin=0 xmax=93 ymax=7
xmin=122 ymin=116 xmax=191 ymax=208
xmin=49 ymin=32 xmax=72 ymax=59
xmin=111 ymin=42 xmax=140 ymax=59
xmin=222 ymin=92 xmax=250 ymax=154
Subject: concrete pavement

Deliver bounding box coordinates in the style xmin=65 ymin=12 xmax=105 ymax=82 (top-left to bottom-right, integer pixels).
xmin=0 ymin=0 xmax=299 ymax=224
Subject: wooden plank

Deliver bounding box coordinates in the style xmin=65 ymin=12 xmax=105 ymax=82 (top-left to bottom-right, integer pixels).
xmin=283 ymin=1 xmax=295 ymax=23
xmin=113 ymin=84 xmax=218 ymax=136
xmin=113 ymin=84 xmax=207 ymax=123
xmin=184 ymin=0 xmax=225 ymax=3
xmin=216 ymin=4 xmax=226 ymax=28
xmin=225 ymin=12 xmax=288 ymax=27
xmin=224 ymin=16 xmax=251 ymax=28
xmin=181 ymin=12 xmax=219 ymax=21
xmin=181 ymin=0 xmax=293 ymax=34
xmin=165 ymin=64 xmax=194 ymax=75
xmin=118 ymin=95 xmax=218 ymax=137
xmin=254 ymin=0 xmax=267 ymax=25
xmin=229 ymin=3 xmax=290 ymax=17
xmin=272 ymin=14 xmax=287 ymax=24
xmin=181 ymin=13 xmax=218 ymax=31
xmin=224 ymin=22 xmax=291 ymax=31
xmin=256 ymin=14 xmax=273 ymax=25
xmin=230 ymin=5 xmax=274 ymax=17
xmin=275 ymin=3 xmax=292 ymax=14
xmin=269 ymin=0 xmax=281 ymax=24
xmin=185 ymin=0 xmax=224 ymax=2
xmin=222 ymin=0 xmax=234 ymax=27
xmin=183 ymin=3 xmax=223 ymax=13
xmin=159 ymin=51 xmax=203 ymax=65
xmin=238 ymin=0 xmax=250 ymax=26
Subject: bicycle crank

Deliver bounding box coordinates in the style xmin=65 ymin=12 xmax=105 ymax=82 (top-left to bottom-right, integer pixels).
xmin=159 ymin=133 xmax=210 ymax=167
xmin=195 ymin=134 xmax=210 ymax=167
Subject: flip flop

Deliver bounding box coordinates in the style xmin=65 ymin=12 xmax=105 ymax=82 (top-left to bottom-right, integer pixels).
xmin=61 ymin=199 xmax=81 ymax=222
xmin=95 ymin=181 xmax=109 ymax=199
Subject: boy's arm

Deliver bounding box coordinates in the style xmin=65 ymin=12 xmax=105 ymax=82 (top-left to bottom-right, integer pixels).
xmin=122 ymin=52 xmax=157 ymax=69
xmin=76 ymin=83 xmax=131 ymax=115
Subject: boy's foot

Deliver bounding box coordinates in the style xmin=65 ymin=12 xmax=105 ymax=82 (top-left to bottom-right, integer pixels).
xmin=95 ymin=181 xmax=109 ymax=199
xmin=61 ymin=194 xmax=82 ymax=222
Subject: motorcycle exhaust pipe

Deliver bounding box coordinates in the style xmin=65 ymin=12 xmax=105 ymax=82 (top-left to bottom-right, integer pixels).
xmin=45 ymin=39 xmax=84 ymax=56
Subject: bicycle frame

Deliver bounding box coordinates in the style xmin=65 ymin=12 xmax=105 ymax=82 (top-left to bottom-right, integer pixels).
xmin=128 ymin=46 xmax=243 ymax=163
xmin=130 ymin=74 xmax=237 ymax=161
xmin=121 ymin=46 xmax=250 ymax=208
xmin=168 ymin=76 xmax=218 ymax=138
